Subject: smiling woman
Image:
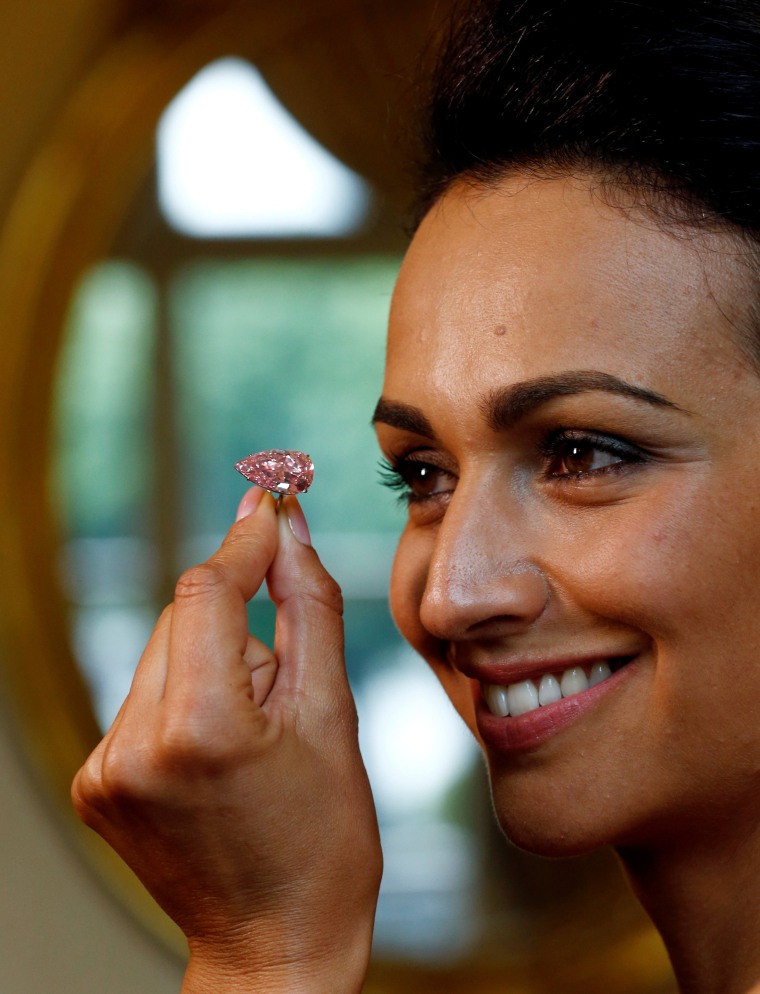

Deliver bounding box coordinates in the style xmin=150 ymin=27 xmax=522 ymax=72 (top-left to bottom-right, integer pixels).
xmin=68 ymin=1 xmax=760 ymax=993
xmin=380 ymin=174 xmax=760 ymax=863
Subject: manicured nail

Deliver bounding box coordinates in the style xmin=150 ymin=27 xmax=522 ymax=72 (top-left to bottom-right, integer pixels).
xmin=285 ymin=498 xmax=312 ymax=546
xmin=235 ymin=486 xmax=265 ymax=521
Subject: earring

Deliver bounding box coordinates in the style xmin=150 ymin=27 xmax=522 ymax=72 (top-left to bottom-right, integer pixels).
xmin=235 ymin=449 xmax=314 ymax=504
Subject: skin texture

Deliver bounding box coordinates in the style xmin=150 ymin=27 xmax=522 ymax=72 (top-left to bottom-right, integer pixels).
xmin=376 ymin=173 xmax=760 ymax=993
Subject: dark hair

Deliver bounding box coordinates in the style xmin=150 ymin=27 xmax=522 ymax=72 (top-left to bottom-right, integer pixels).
xmin=415 ymin=0 xmax=760 ymax=238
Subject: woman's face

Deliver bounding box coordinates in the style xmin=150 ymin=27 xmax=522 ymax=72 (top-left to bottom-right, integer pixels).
xmin=376 ymin=173 xmax=760 ymax=856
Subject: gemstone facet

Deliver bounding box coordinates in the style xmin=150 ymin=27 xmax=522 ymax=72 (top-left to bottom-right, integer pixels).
xmin=235 ymin=449 xmax=314 ymax=496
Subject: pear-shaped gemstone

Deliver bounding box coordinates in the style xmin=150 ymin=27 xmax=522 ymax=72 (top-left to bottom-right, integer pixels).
xmin=235 ymin=449 xmax=314 ymax=495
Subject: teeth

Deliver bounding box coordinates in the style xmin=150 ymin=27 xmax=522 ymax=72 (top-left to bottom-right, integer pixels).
xmin=538 ymin=673 xmax=562 ymax=706
xmin=589 ymin=660 xmax=612 ymax=687
xmin=483 ymin=684 xmax=510 ymax=717
xmin=560 ymin=666 xmax=588 ymax=697
xmin=507 ymin=680 xmax=539 ymax=717
xmin=483 ymin=660 xmax=617 ymax=718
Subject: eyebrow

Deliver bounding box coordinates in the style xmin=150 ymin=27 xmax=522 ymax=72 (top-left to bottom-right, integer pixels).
xmin=482 ymin=370 xmax=685 ymax=431
xmin=372 ymin=397 xmax=436 ymax=438
xmin=372 ymin=370 xmax=685 ymax=436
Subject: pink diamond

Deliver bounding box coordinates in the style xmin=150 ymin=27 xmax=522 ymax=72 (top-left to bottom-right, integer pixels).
xmin=235 ymin=449 xmax=314 ymax=496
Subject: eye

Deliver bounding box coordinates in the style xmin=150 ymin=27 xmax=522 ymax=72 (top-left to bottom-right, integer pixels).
xmin=543 ymin=430 xmax=645 ymax=479
xmin=378 ymin=456 xmax=455 ymax=503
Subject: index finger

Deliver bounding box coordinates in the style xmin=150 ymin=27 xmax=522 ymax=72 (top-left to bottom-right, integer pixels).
xmin=164 ymin=492 xmax=279 ymax=696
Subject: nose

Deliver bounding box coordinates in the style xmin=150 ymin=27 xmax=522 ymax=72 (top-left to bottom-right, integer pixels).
xmin=418 ymin=485 xmax=550 ymax=642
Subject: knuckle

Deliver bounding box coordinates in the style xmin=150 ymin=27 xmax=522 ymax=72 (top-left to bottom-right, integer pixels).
xmin=306 ymin=572 xmax=344 ymax=617
xmin=222 ymin=520 xmax=271 ymax=556
xmin=279 ymin=572 xmax=344 ymax=623
xmin=99 ymin=739 xmax=144 ymax=801
xmin=156 ymin=712 xmax=235 ymax=772
xmin=72 ymin=739 xmax=147 ymax=819
xmin=217 ymin=527 xmax=274 ymax=578
xmin=174 ymin=561 xmax=228 ymax=603
xmin=157 ymin=718 xmax=206 ymax=764
xmin=71 ymin=763 xmax=104 ymax=822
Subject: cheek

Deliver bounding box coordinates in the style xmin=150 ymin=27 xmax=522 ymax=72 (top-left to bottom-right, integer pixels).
xmin=558 ymin=483 xmax=760 ymax=657
xmin=389 ymin=527 xmax=433 ymax=654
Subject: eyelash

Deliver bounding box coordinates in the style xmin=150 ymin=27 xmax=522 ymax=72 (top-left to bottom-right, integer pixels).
xmin=540 ymin=428 xmax=648 ymax=479
xmin=377 ymin=456 xmax=443 ymax=505
xmin=379 ymin=429 xmax=648 ymax=504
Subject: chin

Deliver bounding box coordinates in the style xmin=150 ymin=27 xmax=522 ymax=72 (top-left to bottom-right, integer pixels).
xmin=494 ymin=813 xmax=604 ymax=859
xmin=486 ymin=765 xmax=629 ymax=859
xmin=493 ymin=804 xmax=604 ymax=858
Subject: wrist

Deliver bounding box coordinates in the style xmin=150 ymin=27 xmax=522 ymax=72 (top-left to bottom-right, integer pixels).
xmin=182 ymin=920 xmax=373 ymax=994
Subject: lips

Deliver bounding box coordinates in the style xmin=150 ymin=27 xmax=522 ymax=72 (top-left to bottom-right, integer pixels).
xmin=462 ymin=654 xmax=639 ymax=752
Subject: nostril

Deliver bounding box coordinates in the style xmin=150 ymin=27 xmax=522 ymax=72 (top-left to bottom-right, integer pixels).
xmin=420 ymin=561 xmax=550 ymax=641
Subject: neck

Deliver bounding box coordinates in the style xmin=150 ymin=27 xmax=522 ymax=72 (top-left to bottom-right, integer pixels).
xmin=618 ymin=823 xmax=760 ymax=994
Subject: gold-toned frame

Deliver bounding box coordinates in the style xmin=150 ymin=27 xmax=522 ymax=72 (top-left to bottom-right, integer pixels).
xmin=0 ymin=1 xmax=676 ymax=989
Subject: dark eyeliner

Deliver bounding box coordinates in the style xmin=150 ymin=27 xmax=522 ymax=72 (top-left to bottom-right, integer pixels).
xmin=540 ymin=428 xmax=648 ymax=478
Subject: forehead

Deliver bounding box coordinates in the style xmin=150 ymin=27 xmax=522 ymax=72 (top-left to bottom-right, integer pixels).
xmin=386 ymin=174 xmax=752 ymax=406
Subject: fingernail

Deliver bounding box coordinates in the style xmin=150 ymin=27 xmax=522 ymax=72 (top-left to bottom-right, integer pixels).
xmin=236 ymin=486 xmax=265 ymax=521
xmin=284 ymin=498 xmax=312 ymax=546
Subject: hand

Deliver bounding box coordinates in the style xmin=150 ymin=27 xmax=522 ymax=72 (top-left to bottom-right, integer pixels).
xmin=71 ymin=490 xmax=382 ymax=993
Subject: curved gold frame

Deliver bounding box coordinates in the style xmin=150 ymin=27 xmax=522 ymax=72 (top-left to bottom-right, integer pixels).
xmin=0 ymin=3 xmax=675 ymax=989
xmin=0 ymin=0 xmax=365 ymax=959
xmin=0 ymin=10 xmax=244 ymax=961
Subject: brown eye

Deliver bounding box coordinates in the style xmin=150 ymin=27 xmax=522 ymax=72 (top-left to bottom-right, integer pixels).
xmin=378 ymin=457 xmax=455 ymax=504
xmin=406 ymin=462 xmax=450 ymax=499
xmin=547 ymin=436 xmax=632 ymax=477
xmin=560 ymin=441 xmax=602 ymax=475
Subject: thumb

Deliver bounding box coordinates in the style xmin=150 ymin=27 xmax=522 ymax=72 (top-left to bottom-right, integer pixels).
xmin=266 ymin=498 xmax=352 ymax=724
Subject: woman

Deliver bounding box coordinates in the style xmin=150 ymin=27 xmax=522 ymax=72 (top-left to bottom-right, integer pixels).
xmin=72 ymin=1 xmax=760 ymax=991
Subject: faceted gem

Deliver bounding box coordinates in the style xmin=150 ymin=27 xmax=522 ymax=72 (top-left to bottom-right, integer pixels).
xmin=234 ymin=449 xmax=314 ymax=495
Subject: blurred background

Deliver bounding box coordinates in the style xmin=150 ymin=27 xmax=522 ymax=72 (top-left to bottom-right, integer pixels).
xmin=0 ymin=1 xmax=675 ymax=991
